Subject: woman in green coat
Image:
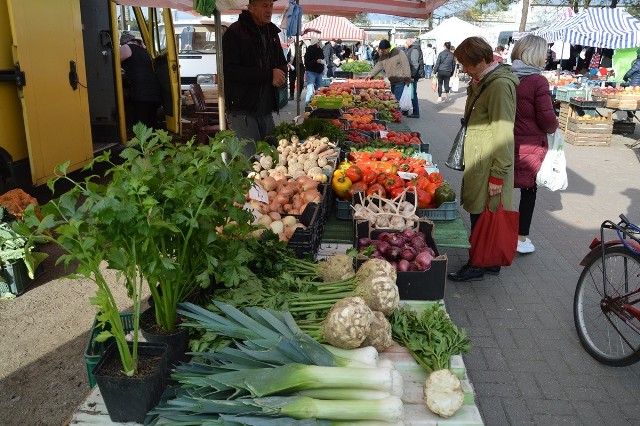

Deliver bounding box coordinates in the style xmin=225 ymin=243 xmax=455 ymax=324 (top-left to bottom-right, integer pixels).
xmin=448 ymin=36 xmax=518 ymax=282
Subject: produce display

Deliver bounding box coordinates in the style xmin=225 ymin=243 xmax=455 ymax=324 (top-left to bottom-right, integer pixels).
xmin=339 ymin=60 xmax=373 ymax=74
xmin=357 ymin=227 xmax=436 ymax=272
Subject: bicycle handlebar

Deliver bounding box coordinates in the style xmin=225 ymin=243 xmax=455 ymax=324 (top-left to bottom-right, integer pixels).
xmin=604 ymin=215 xmax=640 ymax=255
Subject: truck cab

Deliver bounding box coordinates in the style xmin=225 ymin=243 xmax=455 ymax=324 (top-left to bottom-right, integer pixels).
xmin=0 ymin=0 xmax=180 ymax=192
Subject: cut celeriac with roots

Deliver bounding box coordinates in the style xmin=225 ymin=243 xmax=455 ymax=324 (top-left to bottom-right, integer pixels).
xmin=322 ymin=296 xmax=373 ymax=349
xmin=423 ymin=369 xmax=464 ymax=418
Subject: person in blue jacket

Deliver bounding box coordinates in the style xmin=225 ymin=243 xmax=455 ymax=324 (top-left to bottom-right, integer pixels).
xmin=623 ymin=48 xmax=640 ymax=86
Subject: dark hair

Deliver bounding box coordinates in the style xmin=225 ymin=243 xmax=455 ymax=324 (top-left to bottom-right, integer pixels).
xmin=444 ymin=41 xmax=451 ymax=50
xmin=454 ymin=36 xmax=493 ymax=66
xmin=427 ymin=43 xmax=432 ymax=47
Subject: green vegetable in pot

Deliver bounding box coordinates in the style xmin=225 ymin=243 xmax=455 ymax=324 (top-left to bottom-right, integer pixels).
xmin=434 ymin=182 xmax=456 ymax=208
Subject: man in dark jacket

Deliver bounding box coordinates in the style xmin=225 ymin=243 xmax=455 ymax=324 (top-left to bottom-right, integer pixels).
xmin=303 ymin=37 xmax=325 ymax=103
xmin=119 ymin=31 xmax=163 ymax=131
xmin=323 ymin=40 xmax=337 ymax=77
xmin=222 ymin=0 xmax=287 ymax=155
xmin=405 ymin=37 xmax=424 ymax=118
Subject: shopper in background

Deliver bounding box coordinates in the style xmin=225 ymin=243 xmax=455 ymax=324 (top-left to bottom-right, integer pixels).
xmin=423 ymin=43 xmax=436 ymax=79
xmin=433 ymin=41 xmax=456 ymax=103
xmin=447 ymin=36 xmax=518 ymax=282
xmin=222 ymin=0 xmax=287 ymax=155
xmin=493 ymin=45 xmax=505 ymax=63
xmin=303 ymin=37 xmax=325 ymax=103
xmin=323 ymin=40 xmax=337 ymax=77
xmin=623 ymin=48 xmax=640 ymax=86
xmin=405 ymin=37 xmax=425 ymax=118
xmin=366 ymin=39 xmax=411 ymax=103
xmin=334 ymin=39 xmax=344 ymax=60
xmin=510 ymin=35 xmax=559 ymax=254
xmin=287 ymin=40 xmax=306 ymax=100
xmin=355 ymin=41 xmax=368 ymax=61
xmin=119 ymin=31 xmax=163 ymax=131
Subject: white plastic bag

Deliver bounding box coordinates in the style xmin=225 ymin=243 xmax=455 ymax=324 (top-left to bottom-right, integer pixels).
xmin=399 ymin=84 xmax=412 ymax=111
xmin=450 ymin=76 xmax=460 ymax=93
xmin=536 ymin=130 xmax=568 ymax=191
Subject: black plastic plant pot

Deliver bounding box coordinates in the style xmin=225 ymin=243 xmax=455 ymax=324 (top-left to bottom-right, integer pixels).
xmin=140 ymin=306 xmax=190 ymax=367
xmin=92 ymin=341 xmax=168 ymax=423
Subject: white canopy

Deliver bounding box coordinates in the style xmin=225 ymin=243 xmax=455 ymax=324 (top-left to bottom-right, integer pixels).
xmin=419 ymin=17 xmax=493 ymax=53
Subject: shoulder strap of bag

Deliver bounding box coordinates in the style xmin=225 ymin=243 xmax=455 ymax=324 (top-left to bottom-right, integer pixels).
xmin=463 ymin=76 xmax=497 ymax=123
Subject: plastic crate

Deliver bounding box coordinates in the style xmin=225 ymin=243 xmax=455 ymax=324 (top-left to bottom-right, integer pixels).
xmin=417 ymin=201 xmax=458 ymax=221
xmin=555 ymin=88 xmax=587 ymax=102
xmin=84 ymin=312 xmax=135 ymax=388
xmin=335 ymin=199 xmax=353 ymax=220
xmin=613 ymin=120 xmax=636 ymax=135
xmin=287 ymin=203 xmax=322 ymax=259
xmin=333 ymin=71 xmax=353 ymax=79
xmin=0 ymin=259 xmax=43 ymax=295
xmin=569 ymin=97 xmax=605 ymax=108
xmin=316 ymin=97 xmax=344 ymax=108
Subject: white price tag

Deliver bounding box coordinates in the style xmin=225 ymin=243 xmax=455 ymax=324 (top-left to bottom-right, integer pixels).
xmin=379 ymin=130 xmax=388 ymax=138
xmin=249 ymin=182 xmax=269 ymax=203
xmin=243 ymin=202 xmax=261 ymax=222
xmin=397 ymin=171 xmax=417 ymax=180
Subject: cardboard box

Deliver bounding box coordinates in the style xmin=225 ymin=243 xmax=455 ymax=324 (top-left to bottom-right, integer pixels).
xmin=354 ymin=220 xmax=448 ymax=301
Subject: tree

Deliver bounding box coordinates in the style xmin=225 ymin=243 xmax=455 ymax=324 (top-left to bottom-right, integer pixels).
xmin=349 ymin=13 xmax=370 ymax=27
xmin=519 ymin=0 xmax=529 ymax=32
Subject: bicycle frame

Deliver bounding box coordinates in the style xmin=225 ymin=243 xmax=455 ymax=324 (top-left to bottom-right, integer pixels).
xmin=579 ymin=217 xmax=640 ymax=339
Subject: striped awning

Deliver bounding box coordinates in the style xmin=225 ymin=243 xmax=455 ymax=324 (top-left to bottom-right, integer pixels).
xmin=300 ymin=15 xmax=365 ymax=41
xmin=534 ymin=7 xmax=640 ymax=49
xmin=114 ymin=0 xmax=447 ymax=19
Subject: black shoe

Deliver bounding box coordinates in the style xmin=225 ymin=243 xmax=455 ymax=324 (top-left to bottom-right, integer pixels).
xmin=407 ymin=114 xmax=420 ymax=118
xmin=402 ymin=111 xmax=409 ymax=116
xmin=484 ymin=266 xmax=501 ymax=275
xmin=448 ymin=263 xmax=485 ymax=282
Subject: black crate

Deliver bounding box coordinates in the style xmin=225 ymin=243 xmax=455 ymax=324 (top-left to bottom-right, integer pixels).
xmin=287 ymin=203 xmax=322 ymax=259
xmin=613 ymin=120 xmax=636 ymax=135
xmin=333 ymin=71 xmax=354 ymax=79
xmin=308 ymin=108 xmax=342 ymax=119
xmin=569 ymin=97 xmax=605 ymax=108
xmin=354 ymin=220 xmax=447 ymax=300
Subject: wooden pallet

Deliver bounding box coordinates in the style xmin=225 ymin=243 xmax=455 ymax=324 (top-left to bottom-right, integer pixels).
xmin=564 ymin=129 xmax=612 ymax=146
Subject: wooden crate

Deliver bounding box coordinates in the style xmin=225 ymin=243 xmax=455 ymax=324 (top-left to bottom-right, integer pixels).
xmin=558 ymin=101 xmax=571 ymax=132
xmin=567 ymin=117 xmax=613 ymax=135
xmin=564 ymin=112 xmax=613 ymax=146
xmin=565 ymin=130 xmax=612 ymax=146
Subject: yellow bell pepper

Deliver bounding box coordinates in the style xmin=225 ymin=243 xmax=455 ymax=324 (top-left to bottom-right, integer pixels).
xmin=331 ymin=170 xmax=352 ymax=200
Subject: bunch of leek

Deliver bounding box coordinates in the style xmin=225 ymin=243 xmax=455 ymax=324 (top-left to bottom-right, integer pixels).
xmin=147 ymin=302 xmax=404 ymax=425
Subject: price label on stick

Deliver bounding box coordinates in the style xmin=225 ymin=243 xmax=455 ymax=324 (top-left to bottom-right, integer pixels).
xmin=249 ymin=182 xmax=269 ymax=203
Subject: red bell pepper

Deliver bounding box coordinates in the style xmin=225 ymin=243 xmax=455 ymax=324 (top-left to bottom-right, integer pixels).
xmin=366 ymin=183 xmax=386 ymax=198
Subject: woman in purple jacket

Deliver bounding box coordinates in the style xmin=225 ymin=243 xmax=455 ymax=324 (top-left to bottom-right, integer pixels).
xmin=510 ymin=35 xmax=559 ymax=254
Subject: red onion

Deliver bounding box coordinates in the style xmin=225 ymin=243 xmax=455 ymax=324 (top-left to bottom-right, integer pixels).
xmin=397 ymin=259 xmax=411 ymax=272
xmin=358 ymin=237 xmax=372 ymax=248
xmin=388 ymin=233 xmax=404 ymax=247
xmin=411 ymin=236 xmax=427 ymax=249
xmin=378 ymin=232 xmax=392 ymax=242
xmin=385 ymin=246 xmax=401 ymax=261
xmin=401 ymin=228 xmax=416 ymax=240
xmin=376 ymin=240 xmax=390 ymax=255
xmin=414 ymin=251 xmax=434 ymax=271
xmin=401 ymin=247 xmax=416 ymax=262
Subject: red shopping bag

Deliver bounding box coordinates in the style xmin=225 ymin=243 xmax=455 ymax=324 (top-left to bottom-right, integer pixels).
xmin=469 ymin=197 xmax=519 ymax=267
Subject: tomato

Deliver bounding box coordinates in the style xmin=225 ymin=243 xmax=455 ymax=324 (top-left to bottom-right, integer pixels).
xmin=428 ymin=172 xmax=444 ymax=185
xmin=366 ymin=183 xmax=386 ymax=198
xmin=345 ymin=165 xmax=362 ymax=183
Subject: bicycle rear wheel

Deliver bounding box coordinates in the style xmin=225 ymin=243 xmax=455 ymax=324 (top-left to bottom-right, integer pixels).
xmin=574 ymin=246 xmax=640 ymax=366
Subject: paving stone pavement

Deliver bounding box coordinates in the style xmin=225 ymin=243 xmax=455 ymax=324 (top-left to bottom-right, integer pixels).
xmin=280 ymin=79 xmax=640 ymax=425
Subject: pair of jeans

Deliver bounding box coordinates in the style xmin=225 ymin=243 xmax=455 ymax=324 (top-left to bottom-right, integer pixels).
xmin=424 ymin=64 xmax=433 ymax=79
xmin=410 ymin=78 xmax=419 ymax=116
xmin=305 ymin=71 xmax=324 ymax=103
xmin=227 ymin=113 xmax=275 ymax=157
xmin=391 ymin=83 xmax=405 ymax=102
xmin=518 ymin=186 xmax=537 ymax=236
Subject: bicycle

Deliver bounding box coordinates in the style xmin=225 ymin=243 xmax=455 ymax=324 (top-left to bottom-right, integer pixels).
xmin=574 ymin=214 xmax=640 ymax=366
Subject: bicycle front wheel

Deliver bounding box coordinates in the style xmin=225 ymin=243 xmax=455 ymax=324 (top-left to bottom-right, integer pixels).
xmin=574 ymin=246 xmax=640 ymax=366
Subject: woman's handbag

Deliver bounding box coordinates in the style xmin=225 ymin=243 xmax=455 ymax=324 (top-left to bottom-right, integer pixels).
xmin=536 ymin=129 xmax=568 ymax=191
xmin=445 ymin=118 xmax=467 ymax=171
xmin=431 ymin=76 xmax=437 ymax=92
xmin=450 ymin=69 xmax=460 ymax=92
xmin=469 ymin=196 xmax=520 ymax=267
xmin=445 ymin=79 xmax=495 ymax=171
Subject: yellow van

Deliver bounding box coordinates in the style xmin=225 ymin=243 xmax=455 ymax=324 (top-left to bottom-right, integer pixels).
xmin=0 ymin=1 xmax=180 ymax=191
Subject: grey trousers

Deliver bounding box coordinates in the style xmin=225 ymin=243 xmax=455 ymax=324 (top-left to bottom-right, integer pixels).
xmin=227 ymin=113 xmax=275 ymax=157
